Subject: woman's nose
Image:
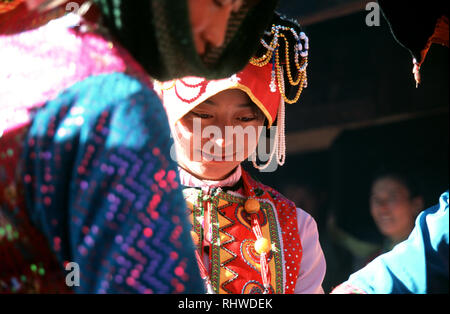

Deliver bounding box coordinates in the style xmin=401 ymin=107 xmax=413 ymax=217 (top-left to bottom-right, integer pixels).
xmin=214 ymin=138 xmax=226 ymax=147
xmin=206 ymin=121 xmax=228 ymax=148
xmin=375 ymin=201 xmax=391 ymax=214
xmin=203 ymin=5 xmax=233 ymax=48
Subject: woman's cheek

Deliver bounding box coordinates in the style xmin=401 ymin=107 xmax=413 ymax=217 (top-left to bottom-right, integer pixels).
xmin=244 ymin=124 xmax=266 ymax=162
xmin=174 ymin=122 xmax=195 ymax=159
xmin=241 ymin=125 xmax=262 ymax=160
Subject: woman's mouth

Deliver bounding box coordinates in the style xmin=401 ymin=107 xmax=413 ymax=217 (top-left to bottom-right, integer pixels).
xmin=376 ymin=214 xmax=395 ymax=227
xmin=197 ymin=150 xmax=236 ymax=161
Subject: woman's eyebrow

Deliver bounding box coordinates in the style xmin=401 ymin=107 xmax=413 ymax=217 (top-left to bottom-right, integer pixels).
xmin=203 ymin=99 xmax=216 ymax=106
xmin=237 ymin=102 xmax=254 ymax=108
xmin=202 ymin=100 xmax=253 ymax=108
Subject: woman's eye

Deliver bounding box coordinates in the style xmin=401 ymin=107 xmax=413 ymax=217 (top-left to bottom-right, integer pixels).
xmin=191 ymin=112 xmax=212 ymax=119
xmin=213 ymin=0 xmax=231 ymax=7
xmin=238 ymin=116 xmax=256 ymax=122
xmin=213 ymin=0 xmax=242 ymax=11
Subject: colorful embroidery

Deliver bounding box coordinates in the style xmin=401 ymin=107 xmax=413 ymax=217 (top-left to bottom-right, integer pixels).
xmin=184 ymin=170 xmax=302 ymax=294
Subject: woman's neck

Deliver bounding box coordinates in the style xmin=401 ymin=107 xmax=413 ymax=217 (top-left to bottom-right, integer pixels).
xmin=178 ymin=165 xmax=242 ymax=190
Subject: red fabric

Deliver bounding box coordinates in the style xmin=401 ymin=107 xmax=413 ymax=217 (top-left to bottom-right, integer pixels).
xmin=0 ymin=126 xmax=71 ymax=293
xmin=418 ymin=15 xmax=449 ymax=67
xmin=212 ymin=170 xmax=302 ymax=294
xmin=0 ymin=0 xmax=24 ymax=14
xmin=0 ymin=0 xmax=99 ymax=34
xmin=159 ymin=62 xmax=281 ymax=128
xmin=234 ymin=62 xmax=280 ymax=124
xmin=241 ymin=171 xmax=303 ymax=294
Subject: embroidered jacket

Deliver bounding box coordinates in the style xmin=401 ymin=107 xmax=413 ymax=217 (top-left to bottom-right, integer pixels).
xmin=183 ymin=170 xmax=303 ymax=294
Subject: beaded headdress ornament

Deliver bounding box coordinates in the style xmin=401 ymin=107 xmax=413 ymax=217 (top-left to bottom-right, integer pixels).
xmin=248 ymin=21 xmax=308 ymax=169
xmin=156 ymin=17 xmax=309 ymax=170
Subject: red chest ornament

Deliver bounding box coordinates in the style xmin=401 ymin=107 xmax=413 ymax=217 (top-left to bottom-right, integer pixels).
xmin=184 ymin=170 xmax=302 ymax=294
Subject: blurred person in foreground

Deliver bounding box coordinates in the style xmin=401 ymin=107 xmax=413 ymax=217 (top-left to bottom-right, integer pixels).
xmin=0 ymin=0 xmax=280 ymax=293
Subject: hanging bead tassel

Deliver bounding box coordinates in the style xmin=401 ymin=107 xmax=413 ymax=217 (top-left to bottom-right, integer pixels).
xmin=251 ymin=214 xmax=272 ymax=293
xmin=276 ymin=74 xmax=286 ymax=166
xmin=260 ymin=252 xmax=271 ymax=293
xmin=249 ymin=24 xmax=308 ymax=170
xmin=252 ymin=68 xmax=286 ymax=170
xmin=412 ymin=58 xmax=421 ymax=88
xmin=269 ymin=52 xmax=277 ymax=93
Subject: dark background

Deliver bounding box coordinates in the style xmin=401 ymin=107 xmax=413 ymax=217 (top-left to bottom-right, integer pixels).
xmin=244 ymin=0 xmax=449 ymax=292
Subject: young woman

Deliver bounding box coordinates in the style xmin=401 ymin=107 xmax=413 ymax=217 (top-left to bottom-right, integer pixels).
xmin=156 ymin=16 xmax=326 ymax=294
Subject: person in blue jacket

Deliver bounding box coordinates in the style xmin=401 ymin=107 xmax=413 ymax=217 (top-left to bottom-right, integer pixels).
xmin=332 ymin=191 xmax=448 ymax=293
xmin=331 ymin=0 xmax=448 ymax=294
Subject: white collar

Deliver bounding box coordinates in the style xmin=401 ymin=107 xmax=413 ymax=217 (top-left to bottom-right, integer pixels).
xmin=178 ymin=165 xmax=242 ymax=192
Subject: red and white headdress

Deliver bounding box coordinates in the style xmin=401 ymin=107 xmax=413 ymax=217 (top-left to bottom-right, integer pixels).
xmin=156 ymin=61 xmax=281 ymax=128
xmin=155 ymin=21 xmax=309 ymax=170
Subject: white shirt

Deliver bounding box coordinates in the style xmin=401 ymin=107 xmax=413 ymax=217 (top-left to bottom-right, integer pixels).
xmin=178 ymin=166 xmax=326 ymax=294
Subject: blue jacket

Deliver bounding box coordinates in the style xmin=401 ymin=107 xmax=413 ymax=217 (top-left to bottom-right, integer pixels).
xmin=345 ymin=191 xmax=449 ymax=293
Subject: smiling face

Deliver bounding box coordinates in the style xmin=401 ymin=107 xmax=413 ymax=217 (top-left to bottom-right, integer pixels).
xmin=370 ymin=177 xmax=422 ymax=242
xmin=173 ymin=89 xmax=265 ymax=180
xmin=188 ymin=0 xmax=244 ymax=56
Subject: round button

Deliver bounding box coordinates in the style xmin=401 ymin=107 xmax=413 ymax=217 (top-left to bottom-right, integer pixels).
xmin=254 ymin=237 xmax=271 ymax=254
xmin=244 ymin=198 xmax=260 ymax=214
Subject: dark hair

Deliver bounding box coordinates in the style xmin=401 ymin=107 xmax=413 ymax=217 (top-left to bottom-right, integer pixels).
xmin=93 ymin=0 xmax=279 ymax=81
xmin=372 ymin=168 xmax=423 ymax=199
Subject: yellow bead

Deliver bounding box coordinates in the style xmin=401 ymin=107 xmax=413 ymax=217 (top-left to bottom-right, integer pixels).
xmin=254 ymin=237 xmax=271 ymax=254
xmin=190 ymin=231 xmax=200 ymax=247
xmin=224 ymin=269 xmax=234 ymax=278
xmin=244 ymin=199 xmax=260 ymax=214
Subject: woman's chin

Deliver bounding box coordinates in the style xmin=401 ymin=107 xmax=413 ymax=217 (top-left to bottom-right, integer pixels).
xmin=184 ymin=161 xmax=238 ymax=181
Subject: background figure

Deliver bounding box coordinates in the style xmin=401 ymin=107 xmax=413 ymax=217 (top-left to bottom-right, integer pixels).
xmin=330 ymin=0 xmax=448 ymax=293
xmin=370 ymin=170 xmax=424 ymax=252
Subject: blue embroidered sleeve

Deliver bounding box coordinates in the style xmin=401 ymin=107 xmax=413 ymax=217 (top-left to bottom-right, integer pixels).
xmin=23 ymin=73 xmax=204 ymax=293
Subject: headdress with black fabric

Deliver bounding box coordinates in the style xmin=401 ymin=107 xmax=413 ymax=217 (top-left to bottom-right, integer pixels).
xmin=0 ymin=0 xmax=279 ymax=81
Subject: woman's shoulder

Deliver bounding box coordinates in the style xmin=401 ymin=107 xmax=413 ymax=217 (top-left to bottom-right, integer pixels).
xmin=241 ymin=170 xmax=317 ymax=220
xmin=251 ymin=176 xmax=317 ymax=222
xmin=250 ymin=176 xmax=295 ymax=206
